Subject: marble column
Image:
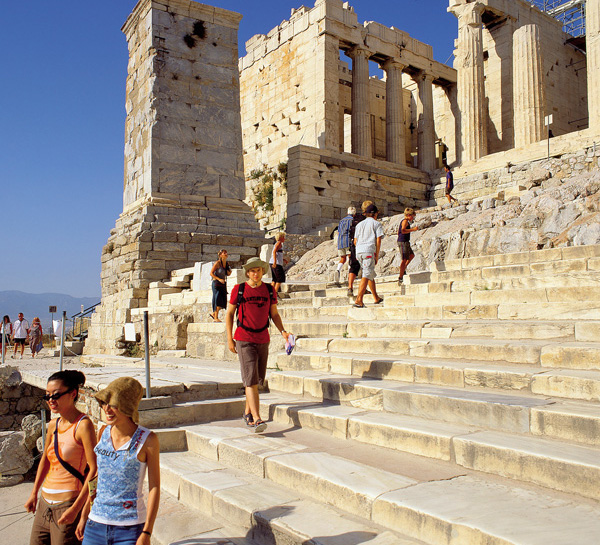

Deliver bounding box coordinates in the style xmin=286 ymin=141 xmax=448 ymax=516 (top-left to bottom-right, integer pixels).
xmin=588 ymin=0 xmax=600 ymax=132
xmin=350 ymin=45 xmax=372 ymax=157
xmin=450 ymin=1 xmax=487 ymax=163
xmin=417 ymin=71 xmax=436 ymax=172
xmin=513 ymin=24 xmax=545 ymax=147
xmin=383 ymin=59 xmax=406 ymax=165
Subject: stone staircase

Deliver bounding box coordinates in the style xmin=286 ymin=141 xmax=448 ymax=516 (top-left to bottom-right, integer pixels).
xmin=140 ymin=244 xmax=600 ymax=544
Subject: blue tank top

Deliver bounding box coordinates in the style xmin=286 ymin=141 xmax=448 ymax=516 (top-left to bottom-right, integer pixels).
xmin=398 ymin=218 xmax=412 ymax=242
xmin=89 ymin=425 xmax=150 ymax=526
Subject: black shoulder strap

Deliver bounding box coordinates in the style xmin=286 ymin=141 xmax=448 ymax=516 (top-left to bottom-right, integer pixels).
xmin=53 ymin=417 xmax=87 ymax=484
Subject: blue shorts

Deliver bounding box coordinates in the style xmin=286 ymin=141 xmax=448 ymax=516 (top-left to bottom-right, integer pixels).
xmin=83 ymin=520 xmax=144 ymax=545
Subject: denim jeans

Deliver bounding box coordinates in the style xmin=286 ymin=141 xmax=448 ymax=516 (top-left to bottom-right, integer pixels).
xmin=82 ymin=520 xmax=144 ymax=545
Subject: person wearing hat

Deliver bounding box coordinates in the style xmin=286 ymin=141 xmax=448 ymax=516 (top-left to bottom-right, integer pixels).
xmin=352 ymin=204 xmax=385 ymax=308
xmin=225 ymin=256 xmax=291 ymax=432
xmin=76 ymin=377 xmax=160 ymax=545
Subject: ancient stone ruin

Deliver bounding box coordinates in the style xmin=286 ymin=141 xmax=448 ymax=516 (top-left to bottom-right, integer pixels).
xmin=85 ymin=0 xmax=265 ymax=354
xmin=86 ymin=0 xmax=600 ymax=355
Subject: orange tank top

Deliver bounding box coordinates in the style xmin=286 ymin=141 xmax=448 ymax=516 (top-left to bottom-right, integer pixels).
xmin=42 ymin=415 xmax=88 ymax=496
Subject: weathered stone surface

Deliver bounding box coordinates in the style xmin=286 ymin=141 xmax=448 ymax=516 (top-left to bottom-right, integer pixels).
xmin=21 ymin=414 xmax=42 ymax=451
xmin=0 ymin=431 xmax=34 ymax=475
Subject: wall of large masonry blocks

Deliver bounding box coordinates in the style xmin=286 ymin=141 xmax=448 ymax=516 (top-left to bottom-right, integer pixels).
xmin=285 ymin=144 xmax=430 ymax=233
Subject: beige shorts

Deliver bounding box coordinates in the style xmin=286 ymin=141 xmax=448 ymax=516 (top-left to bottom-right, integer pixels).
xmin=337 ymin=247 xmax=350 ymax=257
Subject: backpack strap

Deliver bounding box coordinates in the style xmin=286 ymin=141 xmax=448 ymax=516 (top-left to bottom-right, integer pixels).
xmin=53 ymin=418 xmax=87 ymax=484
xmin=236 ymin=282 xmax=273 ymax=334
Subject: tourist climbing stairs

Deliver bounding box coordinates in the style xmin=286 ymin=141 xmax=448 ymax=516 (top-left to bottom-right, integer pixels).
xmin=146 ymin=245 xmax=600 ymax=544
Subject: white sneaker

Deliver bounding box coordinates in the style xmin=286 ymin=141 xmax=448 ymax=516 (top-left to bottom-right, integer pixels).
xmin=19 ymin=354 xmax=23 ymax=359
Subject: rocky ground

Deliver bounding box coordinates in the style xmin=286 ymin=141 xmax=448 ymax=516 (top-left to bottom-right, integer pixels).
xmin=287 ymin=169 xmax=600 ymax=282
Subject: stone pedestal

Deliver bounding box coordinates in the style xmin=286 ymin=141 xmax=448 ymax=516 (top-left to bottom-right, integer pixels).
xmin=350 ymin=46 xmax=372 ymax=158
xmin=384 ymin=59 xmax=406 ymax=165
xmin=450 ymin=1 xmax=487 ymax=163
xmin=417 ymin=71 xmax=436 ymax=172
xmin=588 ymin=0 xmax=600 ymax=133
xmin=513 ymin=24 xmax=545 ymax=147
xmin=85 ymin=0 xmax=265 ymax=355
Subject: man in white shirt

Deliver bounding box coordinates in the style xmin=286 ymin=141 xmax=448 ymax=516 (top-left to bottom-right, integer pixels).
xmin=353 ymin=204 xmax=384 ymax=308
xmin=12 ymin=312 xmax=30 ymax=359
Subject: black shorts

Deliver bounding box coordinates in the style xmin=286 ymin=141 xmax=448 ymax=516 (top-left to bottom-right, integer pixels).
xmin=398 ymin=242 xmax=414 ymax=260
xmin=14 ymin=337 xmax=26 ymax=346
xmin=348 ymin=245 xmax=360 ymax=275
xmin=445 ymin=185 xmax=453 ymax=195
xmin=271 ymin=264 xmax=286 ymax=283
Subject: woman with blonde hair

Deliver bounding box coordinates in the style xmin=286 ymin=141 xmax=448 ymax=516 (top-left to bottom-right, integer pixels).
xmin=209 ymin=249 xmax=232 ymax=322
xmin=30 ymin=317 xmax=43 ymax=358
xmin=26 ymin=370 xmax=97 ymax=545
xmin=77 ymin=377 xmax=160 ymax=545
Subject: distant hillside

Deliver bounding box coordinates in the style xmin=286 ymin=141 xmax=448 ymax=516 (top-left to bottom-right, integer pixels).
xmin=0 ymin=291 xmax=100 ymax=329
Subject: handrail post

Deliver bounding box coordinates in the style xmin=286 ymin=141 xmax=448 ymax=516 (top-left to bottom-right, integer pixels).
xmin=59 ymin=311 xmax=66 ymax=371
xmin=144 ymin=311 xmax=151 ymax=398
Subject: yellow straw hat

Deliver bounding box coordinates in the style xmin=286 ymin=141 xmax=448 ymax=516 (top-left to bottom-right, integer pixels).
xmin=94 ymin=377 xmax=144 ymax=424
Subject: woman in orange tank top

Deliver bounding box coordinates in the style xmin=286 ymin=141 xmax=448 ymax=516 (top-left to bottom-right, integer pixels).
xmin=25 ymin=370 xmax=97 ymax=545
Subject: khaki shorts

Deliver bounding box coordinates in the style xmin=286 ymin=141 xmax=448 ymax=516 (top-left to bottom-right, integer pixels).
xmin=30 ymin=496 xmax=81 ymax=545
xmin=237 ymin=341 xmax=269 ymax=387
xmin=357 ymin=253 xmax=376 ymax=281
xmin=337 ymin=247 xmax=350 ymax=257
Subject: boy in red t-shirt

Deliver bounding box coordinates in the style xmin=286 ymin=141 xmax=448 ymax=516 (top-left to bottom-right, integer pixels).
xmin=226 ymin=257 xmax=291 ymax=432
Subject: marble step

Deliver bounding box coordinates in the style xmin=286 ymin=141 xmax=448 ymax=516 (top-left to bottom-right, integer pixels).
xmin=278 ymin=299 xmax=600 ymax=321
xmin=158 ymin=448 xmax=416 ymax=545
xmin=267 ymin=370 xmax=600 ymax=445
xmin=155 ymin=424 xmax=600 ymax=545
xmin=294 ymin=336 xmax=549 ymax=365
xmin=153 ymin=489 xmax=254 ymax=545
xmin=140 ymin=397 xmax=244 ymax=428
xmin=258 ymin=393 xmax=600 ymax=499
xmin=278 ymin=318 xmax=580 ymax=341
xmin=275 ymin=351 xmax=600 ymax=402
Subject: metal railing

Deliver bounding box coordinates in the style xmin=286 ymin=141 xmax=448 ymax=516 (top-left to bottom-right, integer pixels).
xmin=71 ymin=302 xmax=100 ymax=341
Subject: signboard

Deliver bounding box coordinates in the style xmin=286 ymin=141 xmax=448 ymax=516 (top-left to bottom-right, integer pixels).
xmin=49 ymin=306 xmax=57 ymax=313
xmin=544 ymin=114 xmax=553 ymax=126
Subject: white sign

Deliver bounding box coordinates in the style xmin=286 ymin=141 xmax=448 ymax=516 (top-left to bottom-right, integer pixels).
xmin=544 ymin=114 xmax=553 ymax=126
xmin=124 ymin=323 xmax=137 ymax=342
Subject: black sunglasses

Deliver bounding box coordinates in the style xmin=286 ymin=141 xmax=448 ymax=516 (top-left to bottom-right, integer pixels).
xmin=43 ymin=389 xmax=73 ymax=402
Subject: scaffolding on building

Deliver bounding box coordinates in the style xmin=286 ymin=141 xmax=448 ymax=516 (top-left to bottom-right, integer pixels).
xmin=531 ymin=0 xmax=587 ymax=37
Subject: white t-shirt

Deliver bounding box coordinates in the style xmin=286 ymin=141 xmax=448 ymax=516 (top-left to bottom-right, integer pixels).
xmin=13 ymin=319 xmax=30 ymax=338
xmin=354 ymin=217 xmax=384 ymax=254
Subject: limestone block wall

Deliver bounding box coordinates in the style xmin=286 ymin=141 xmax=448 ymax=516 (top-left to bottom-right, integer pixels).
xmin=286 ymin=144 xmax=430 ymax=233
xmin=85 ymin=0 xmax=266 ymax=356
xmin=240 ymin=0 xmax=455 ymax=231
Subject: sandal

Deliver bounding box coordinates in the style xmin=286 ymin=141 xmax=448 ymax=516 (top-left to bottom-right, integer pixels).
xmin=374 ymin=297 xmax=384 ymax=305
xmin=353 ymin=302 xmax=365 ymax=308
xmin=242 ymin=412 xmax=254 ymax=426
xmin=252 ymin=419 xmax=267 ymax=433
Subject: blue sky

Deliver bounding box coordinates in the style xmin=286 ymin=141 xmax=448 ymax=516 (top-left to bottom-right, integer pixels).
xmin=1 ymin=1 xmax=455 ymax=298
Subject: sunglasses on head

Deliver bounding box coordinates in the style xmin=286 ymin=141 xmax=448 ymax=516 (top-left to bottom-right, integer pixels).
xmin=42 ymin=389 xmax=73 ymax=402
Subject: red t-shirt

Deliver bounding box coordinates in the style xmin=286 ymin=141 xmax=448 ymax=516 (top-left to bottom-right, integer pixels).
xmin=229 ymin=282 xmax=277 ymax=344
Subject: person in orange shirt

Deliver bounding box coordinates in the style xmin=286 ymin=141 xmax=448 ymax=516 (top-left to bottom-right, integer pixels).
xmin=25 ymin=370 xmax=97 ymax=545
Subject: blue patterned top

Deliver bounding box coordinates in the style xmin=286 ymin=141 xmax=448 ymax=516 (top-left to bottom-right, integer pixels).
xmin=337 ymin=214 xmax=353 ymax=249
xmin=89 ymin=425 xmax=150 ymax=526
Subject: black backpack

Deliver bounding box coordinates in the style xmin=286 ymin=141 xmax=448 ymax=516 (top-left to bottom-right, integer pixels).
xmin=235 ymin=282 xmax=274 ymax=333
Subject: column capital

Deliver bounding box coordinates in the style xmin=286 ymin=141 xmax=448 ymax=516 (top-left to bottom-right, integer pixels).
xmin=382 ymin=58 xmax=406 ymax=72
xmin=348 ymin=44 xmax=374 ymax=60
xmin=418 ymin=69 xmax=435 ymax=83
xmin=449 ymin=1 xmax=485 ymax=24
